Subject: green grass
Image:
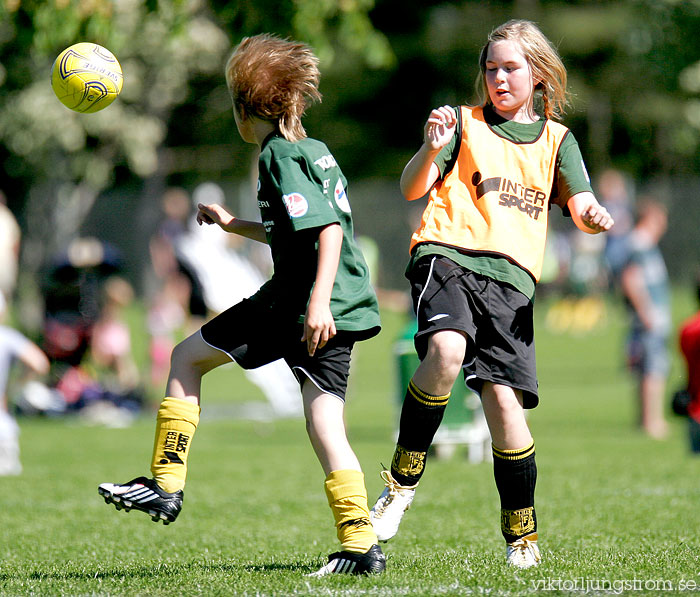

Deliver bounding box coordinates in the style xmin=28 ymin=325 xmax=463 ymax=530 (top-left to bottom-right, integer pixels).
xmin=1 ymin=298 xmax=699 ymax=596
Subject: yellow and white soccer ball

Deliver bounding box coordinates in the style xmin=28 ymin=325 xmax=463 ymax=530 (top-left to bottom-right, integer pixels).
xmin=51 ymin=43 xmax=123 ymax=113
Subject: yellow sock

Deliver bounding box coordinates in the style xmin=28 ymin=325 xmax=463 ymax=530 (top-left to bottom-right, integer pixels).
xmin=324 ymin=469 xmax=377 ymax=553
xmin=150 ymin=397 xmax=200 ymax=494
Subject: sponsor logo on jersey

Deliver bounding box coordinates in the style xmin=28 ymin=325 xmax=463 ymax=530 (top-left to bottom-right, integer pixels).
xmin=334 ymin=179 xmax=351 ymax=213
xmin=314 ymin=154 xmax=337 ymax=170
xmin=283 ymin=192 xmax=309 ymax=217
xmin=472 ymin=171 xmax=546 ymax=220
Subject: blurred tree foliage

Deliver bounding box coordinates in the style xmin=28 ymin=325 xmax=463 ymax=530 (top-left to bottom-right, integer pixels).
xmin=0 ymin=0 xmax=393 ymax=280
xmin=1 ymin=0 xmax=700 ymax=291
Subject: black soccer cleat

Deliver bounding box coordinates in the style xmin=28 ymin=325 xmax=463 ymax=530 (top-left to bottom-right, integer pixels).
xmin=98 ymin=476 xmax=183 ymax=524
xmin=309 ymin=544 xmax=386 ymax=576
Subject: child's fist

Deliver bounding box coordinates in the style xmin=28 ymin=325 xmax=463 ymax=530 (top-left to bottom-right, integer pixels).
xmin=582 ymin=206 xmax=614 ymax=232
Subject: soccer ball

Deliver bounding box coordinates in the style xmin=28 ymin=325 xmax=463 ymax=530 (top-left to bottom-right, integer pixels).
xmin=51 ymin=43 xmax=123 ymax=113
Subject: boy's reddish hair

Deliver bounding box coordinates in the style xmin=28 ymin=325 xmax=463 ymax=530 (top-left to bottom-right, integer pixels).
xmin=225 ymin=34 xmax=322 ymax=142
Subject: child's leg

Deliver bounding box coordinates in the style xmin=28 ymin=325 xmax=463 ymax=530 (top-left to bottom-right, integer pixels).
xmin=639 ymin=372 xmax=668 ymax=438
xmin=481 ymin=382 xmax=537 ymax=544
xmin=165 ymin=331 xmax=231 ymax=403
xmin=151 ymin=331 xmax=230 ymax=493
xmin=389 ymin=329 xmax=466 ymax=486
xmin=302 ymin=379 xmax=377 ymax=553
xmin=480 ymin=383 xmax=532 ymax=449
xmin=303 ymin=379 xmax=361 ymax=474
xmin=370 ymin=330 xmax=466 ymax=542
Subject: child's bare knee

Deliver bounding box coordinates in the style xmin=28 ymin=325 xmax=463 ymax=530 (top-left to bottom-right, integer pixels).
xmin=169 ymin=341 xmax=190 ymax=370
xmin=425 ymin=331 xmax=467 ymax=374
xmin=483 ymin=383 xmax=524 ymax=412
xmin=170 ymin=340 xmax=213 ymax=376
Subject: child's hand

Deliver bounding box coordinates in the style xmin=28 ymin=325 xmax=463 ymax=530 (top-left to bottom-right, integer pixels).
xmin=424 ymin=105 xmax=457 ymax=150
xmin=581 ymin=205 xmax=614 ymax=232
xmin=196 ymin=203 xmax=234 ymax=230
xmin=302 ymin=299 xmax=337 ymax=357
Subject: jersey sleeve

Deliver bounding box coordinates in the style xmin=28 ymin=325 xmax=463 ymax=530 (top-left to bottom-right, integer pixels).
xmin=551 ymin=131 xmax=594 ymax=210
xmin=269 ymin=155 xmax=341 ymax=232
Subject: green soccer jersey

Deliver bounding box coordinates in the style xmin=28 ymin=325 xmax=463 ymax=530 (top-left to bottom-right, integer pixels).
xmin=251 ymin=132 xmax=380 ymax=336
xmin=410 ymin=104 xmax=593 ymax=300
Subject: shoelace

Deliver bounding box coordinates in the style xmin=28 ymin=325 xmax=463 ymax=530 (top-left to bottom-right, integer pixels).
xmin=509 ymin=537 xmax=540 ymax=564
xmin=379 ymin=469 xmax=399 ymax=491
xmin=372 ymin=472 xmax=399 ymax=517
xmin=373 ymin=470 xmax=415 ymax=517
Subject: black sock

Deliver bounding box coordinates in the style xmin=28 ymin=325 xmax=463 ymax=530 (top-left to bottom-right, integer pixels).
xmin=390 ymin=380 xmax=449 ymax=486
xmin=492 ymin=442 xmax=537 ymax=542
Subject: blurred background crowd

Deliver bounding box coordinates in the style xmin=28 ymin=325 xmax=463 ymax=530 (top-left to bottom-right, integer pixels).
xmin=1 ymin=0 xmax=700 ymax=474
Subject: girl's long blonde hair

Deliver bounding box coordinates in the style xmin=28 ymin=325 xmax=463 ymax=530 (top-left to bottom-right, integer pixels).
xmin=477 ymin=20 xmax=568 ymax=121
xmin=225 ymin=34 xmax=322 ymax=142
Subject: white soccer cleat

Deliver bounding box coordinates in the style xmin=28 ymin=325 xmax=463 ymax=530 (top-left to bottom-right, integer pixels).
xmin=506 ymin=533 xmax=541 ymax=568
xmin=369 ymin=469 xmax=417 ymax=542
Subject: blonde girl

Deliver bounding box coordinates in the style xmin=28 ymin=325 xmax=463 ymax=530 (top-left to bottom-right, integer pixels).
xmin=370 ymin=20 xmax=613 ymax=568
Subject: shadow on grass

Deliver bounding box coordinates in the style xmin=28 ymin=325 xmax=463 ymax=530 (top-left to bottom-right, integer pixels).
xmin=1 ymin=559 xmax=312 ymax=582
xmin=239 ymin=562 xmax=312 ymax=573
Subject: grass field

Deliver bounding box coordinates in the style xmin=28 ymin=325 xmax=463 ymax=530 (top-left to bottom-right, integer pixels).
xmin=1 ymin=295 xmax=699 ymax=596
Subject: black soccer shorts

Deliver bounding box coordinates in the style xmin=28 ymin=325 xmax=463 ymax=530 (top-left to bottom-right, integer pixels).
xmin=408 ymin=255 xmax=539 ymax=408
xmin=200 ymin=298 xmax=354 ymax=401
